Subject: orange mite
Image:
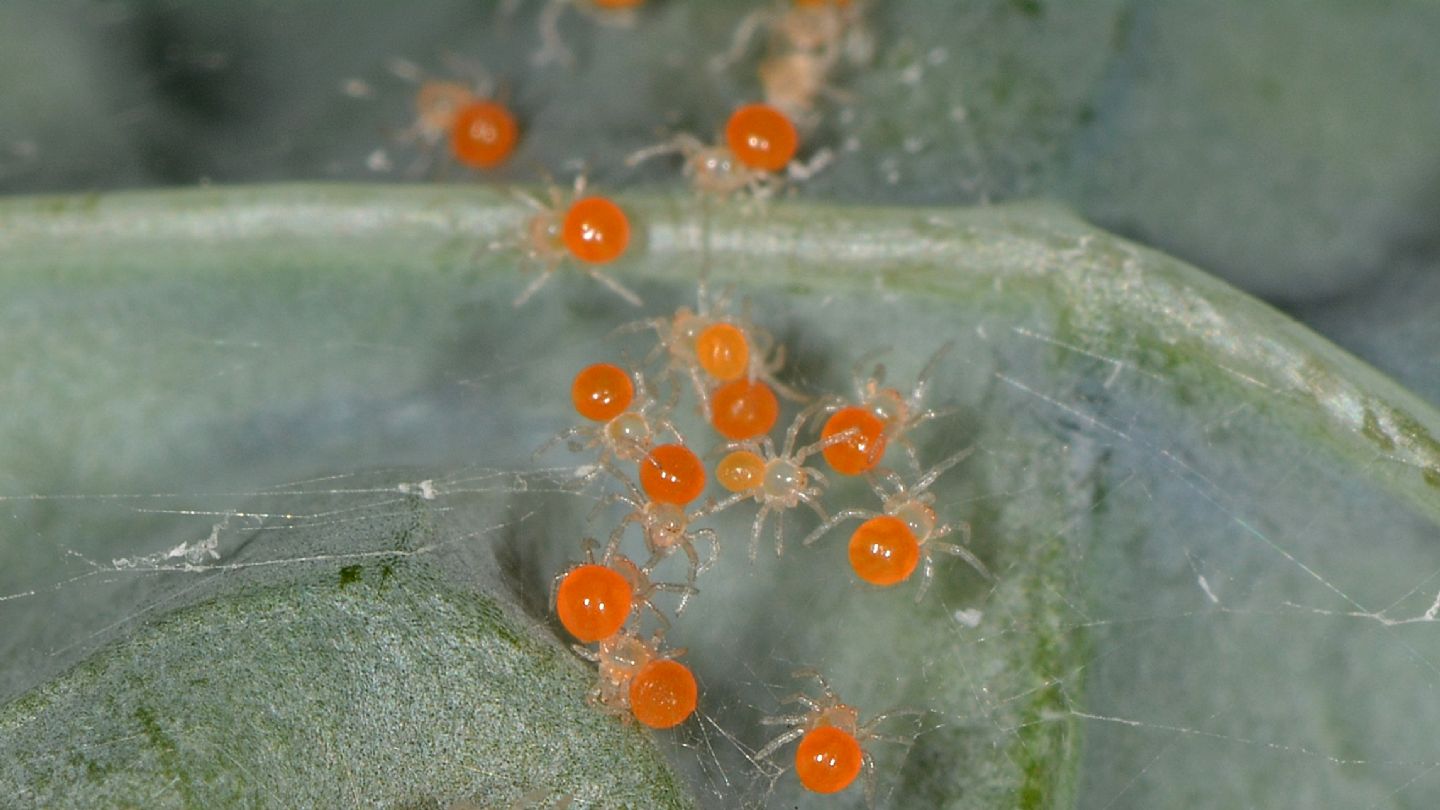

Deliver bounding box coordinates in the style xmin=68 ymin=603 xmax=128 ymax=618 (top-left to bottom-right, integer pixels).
xmin=819 ymin=406 xmax=887 ymax=475
xmin=846 ymin=342 xmax=955 ymax=472
xmin=372 ymin=57 xmax=519 ymax=174
xmin=552 ymin=538 xmax=696 ymax=642
xmin=725 ymin=103 xmax=799 ymax=172
xmin=715 ymin=449 xmax=766 ymax=494
xmin=538 ymin=363 xmax=683 ymax=473
xmin=629 ymin=658 xmax=699 ymax=729
xmin=802 ymin=447 xmax=991 ymax=599
xmin=450 ymin=99 xmax=519 ymax=168
xmin=606 ymin=468 xmax=729 ymax=606
xmin=755 ymin=669 xmax=916 ymax=799
xmin=626 ymin=104 xmax=808 ymax=199
xmin=847 ymin=515 xmax=919 ymax=586
xmin=639 ymin=444 xmax=707 ymax=505
xmin=571 ymin=362 xmax=635 ymax=422
xmin=695 ymin=322 xmax=751 ymax=382
xmin=621 ymin=285 xmax=802 ymax=421
xmin=509 ymin=175 xmax=641 ymax=308
xmin=709 ymin=378 xmax=779 ymax=441
xmin=796 ymin=725 xmax=863 ymax=793
xmin=573 ymin=627 xmax=694 ymax=725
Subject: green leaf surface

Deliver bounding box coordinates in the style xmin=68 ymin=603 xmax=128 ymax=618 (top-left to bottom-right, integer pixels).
xmin=0 ymin=492 xmax=690 ymax=808
xmin=2 ymin=186 xmax=1440 ymax=808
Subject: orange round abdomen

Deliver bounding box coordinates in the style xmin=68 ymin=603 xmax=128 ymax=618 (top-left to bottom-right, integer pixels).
xmin=571 ymin=363 xmax=634 ymax=422
xmin=450 ymin=100 xmax=519 ymax=169
xmin=716 ymin=449 xmax=765 ymax=493
xmin=725 ymin=103 xmax=799 ymax=172
xmin=555 ymin=564 xmax=632 ymax=643
xmin=695 ymin=322 xmax=750 ymax=381
xmin=820 ymin=407 xmax=887 ymax=475
xmin=639 ymin=444 xmax=706 ymax=505
xmin=629 ymin=659 xmax=698 ymax=729
xmin=795 ymin=725 xmax=863 ymax=794
xmin=562 ymin=196 xmax=631 ymax=264
xmin=848 ymin=515 xmax=920 ymax=586
xmin=710 ymin=379 xmax=779 ymax=441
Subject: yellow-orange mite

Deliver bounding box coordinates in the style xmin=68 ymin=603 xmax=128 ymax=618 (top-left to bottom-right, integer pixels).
xmin=695 ymin=322 xmax=751 ymax=381
xmin=716 ymin=449 xmax=766 ymax=493
xmin=571 ymin=363 xmax=634 ymax=422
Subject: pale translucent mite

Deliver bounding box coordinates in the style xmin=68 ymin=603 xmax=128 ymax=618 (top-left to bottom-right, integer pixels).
xmin=713 ymin=0 xmax=873 ymax=122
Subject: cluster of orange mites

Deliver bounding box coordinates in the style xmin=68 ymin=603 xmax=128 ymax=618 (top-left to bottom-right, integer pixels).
xmin=374 ymin=0 xmax=957 ymax=798
xmin=545 ymin=287 xmax=985 ymax=796
xmin=362 ymin=1 xmax=874 ymax=309
xmin=377 ymin=0 xmax=869 ymax=177
xmin=494 ymin=100 xmax=806 ymax=309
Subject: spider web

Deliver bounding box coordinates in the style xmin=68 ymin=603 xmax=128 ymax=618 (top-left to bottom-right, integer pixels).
xmin=0 ymin=260 xmax=1438 ymax=809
